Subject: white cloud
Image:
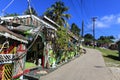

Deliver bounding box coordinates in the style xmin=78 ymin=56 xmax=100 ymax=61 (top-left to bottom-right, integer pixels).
xmin=96 ymin=21 xmax=108 ymax=28
xmin=118 ymin=34 xmax=120 ymax=39
xmin=87 ymin=14 xmax=120 ymax=28
xmin=101 ymin=15 xmax=115 ymax=23
xmin=117 ymin=17 xmax=120 ymax=24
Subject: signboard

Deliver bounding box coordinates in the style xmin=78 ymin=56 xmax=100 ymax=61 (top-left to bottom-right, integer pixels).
xmin=0 ymin=54 xmax=14 ymax=64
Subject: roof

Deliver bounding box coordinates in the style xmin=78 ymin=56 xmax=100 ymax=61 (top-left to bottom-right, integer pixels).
xmin=0 ymin=15 xmax=57 ymax=31
xmin=0 ymin=25 xmax=28 ymax=43
xmin=67 ymin=30 xmax=79 ymax=40
xmin=43 ymin=15 xmax=60 ymax=28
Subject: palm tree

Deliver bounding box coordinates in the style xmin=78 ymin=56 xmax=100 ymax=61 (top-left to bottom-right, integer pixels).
xmin=24 ymin=7 xmax=38 ymax=16
xmin=44 ymin=1 xmax=71 ymax=27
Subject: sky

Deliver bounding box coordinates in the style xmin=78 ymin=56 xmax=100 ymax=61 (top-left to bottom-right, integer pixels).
xmin=0 ymin=0 xmax=120 ymax=40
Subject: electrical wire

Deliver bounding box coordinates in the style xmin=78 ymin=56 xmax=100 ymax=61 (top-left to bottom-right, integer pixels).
xmin=0 ymin=0 xmax=42 ymax=61
xmin=30 ymin=0 xmax=39 ymax=15
xmin=70 ymin=0 xmax=91 ymax=34
xmin=2 ymin=0 xmax=14 ymax=15
xmin=14 ymin=26 xmax=42 ymax=60
xmin=0 ymin=0 xmax=41 ymax=63
xmin=76 ymin=0 xmax=91 ymax=27
xmin=70 ymin=0 xmax=81 ymax=17
xmin=81 ymin=1 xmax=91 ymax=26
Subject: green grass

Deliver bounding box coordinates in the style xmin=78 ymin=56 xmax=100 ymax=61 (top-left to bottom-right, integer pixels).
xmin=86 ymin=46 xmax=120 ymax=67
xmin=25 ymin=62 xmax=37 ymax=69
xmin=96 ymin=48 xmax=120 ymax=67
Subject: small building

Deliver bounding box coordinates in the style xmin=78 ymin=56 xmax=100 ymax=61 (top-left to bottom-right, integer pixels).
xmin=1 ymin=15 xmax=58 ymax=68
xmin=0 ymin=14 xmax=80 ymax=70
xmin=0 ymin=25 xmax=28 ymax=80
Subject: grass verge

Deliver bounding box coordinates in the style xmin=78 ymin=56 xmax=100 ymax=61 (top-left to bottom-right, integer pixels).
xmin=86 ymin=46 xmax=120 ymax=67
xmin=97 ymin=48 xmax=120 ymax=67
xmin=25 ymin=62 xmax=37 ymax=69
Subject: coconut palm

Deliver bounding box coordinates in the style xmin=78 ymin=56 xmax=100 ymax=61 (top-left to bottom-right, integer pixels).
xmin=24 ymin=7 xmax=38 ymax=16
xmin=44 ymin=1 xmax=71 ymax=27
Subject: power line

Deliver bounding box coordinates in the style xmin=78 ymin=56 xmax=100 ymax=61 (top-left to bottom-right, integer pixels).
xmin=30 ymin=0 xmax=39 ymax=15
xmin=2 ymin=0 xmax=14 ymax=16
xmin=76 ymin=0 xmax=93 ymax=34
xmin=77 ymin=0 xmax=83 ymax=16
xmin=0 ymin=26 xmax=42 ymax=63
xmin=70 ymin=0 xmax=81 ymax=18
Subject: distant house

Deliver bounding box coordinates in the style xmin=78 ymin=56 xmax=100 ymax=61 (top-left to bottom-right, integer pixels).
xmin=109 ymin=43 xmax=118 ymax=50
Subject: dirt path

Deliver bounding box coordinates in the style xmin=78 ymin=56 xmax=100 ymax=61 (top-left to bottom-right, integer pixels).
xmin=40 ymin=48 xmax=115 ymax=80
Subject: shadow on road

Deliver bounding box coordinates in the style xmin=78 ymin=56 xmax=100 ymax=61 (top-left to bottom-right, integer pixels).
xmin=104 ymin=55 xmax=120 ymax=61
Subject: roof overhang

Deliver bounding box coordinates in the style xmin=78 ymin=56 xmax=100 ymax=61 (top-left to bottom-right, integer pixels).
xmin=0 ymin=32 xmax=28 ymax=43
xmin=43 ymin=15 xmax=60 ymax=28
xmin=0 ymin=15 xmax=57 ymax=31
xmin=0 ymin=25 xmax=28 ymax=43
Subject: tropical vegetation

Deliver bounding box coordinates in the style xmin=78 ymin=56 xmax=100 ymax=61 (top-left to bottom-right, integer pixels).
xmin=96 ymin=47 xmax=120 ymax=67
xmin=44 ymin=1 xmax=71 ymax=27
xmin=84 ymin=33 xmax=94 ymax=46
xmin=70 ymin=23 xmax=81 ymax=37
xmin=97 ymin=36 xmax=115 ymax=47
xmin=24 ymin=7 xmax=38 ymax=16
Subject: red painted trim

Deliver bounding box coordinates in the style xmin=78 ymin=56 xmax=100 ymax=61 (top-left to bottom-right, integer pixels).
xmin=4 ymin=43 xmax=16 ymax=54
xmin=17 ymin=50 xmax=26 ymax=52
xmin=12 ymin=69 xmax=30 ymax=79
xmin=12 ymin=72 xmax=23 ymax=79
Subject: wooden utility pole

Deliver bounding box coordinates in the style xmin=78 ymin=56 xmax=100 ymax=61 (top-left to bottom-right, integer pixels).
xmin=27 ymin=0 xmax=32 ymax=15
xmin=92 ymin=17 xmax=97 ymax=48
xmin=82 ymin=20 xmax=84 ymax=38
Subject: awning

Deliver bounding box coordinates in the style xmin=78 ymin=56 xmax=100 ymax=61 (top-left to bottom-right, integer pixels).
xmin=9 ymin=25 xmax=45 ymax=42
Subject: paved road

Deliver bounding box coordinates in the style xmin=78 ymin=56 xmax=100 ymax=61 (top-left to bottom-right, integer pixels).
xmin=40 ymin=48 xmax=115 ymax=80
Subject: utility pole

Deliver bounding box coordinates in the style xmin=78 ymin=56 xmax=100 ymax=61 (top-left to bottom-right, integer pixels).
xmin=27 ymin=0 xmax=32 ymax=15
xmin=82 ymin=20 xmax=84 ymax=38
xmin=92 ymin=17 xmax=97 ymax=49
xmin=80 ymin=20 xmax=84 ymax=46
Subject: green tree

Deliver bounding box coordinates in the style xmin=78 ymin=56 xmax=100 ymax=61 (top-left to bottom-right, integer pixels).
xmin=24 ymin=7 xmax=38 ymax=16
xmin=97 ymin=36 xmax=115 ymax=47
xmin=56 ymin=26 xmax=69 ymax=50
xmin=70 ymin=23 xmax=81 ymax=36
xmin=84 ymin=34 xmax=94 ymax=39
xmin=44 ymin=1 xmax=71 ymax=26
xmin=84 ymin=33 xmax=94 ymax=45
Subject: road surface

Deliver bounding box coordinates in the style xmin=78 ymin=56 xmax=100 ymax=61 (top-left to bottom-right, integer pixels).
xmin=40 ymin=48 xmax=115 ymax=80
